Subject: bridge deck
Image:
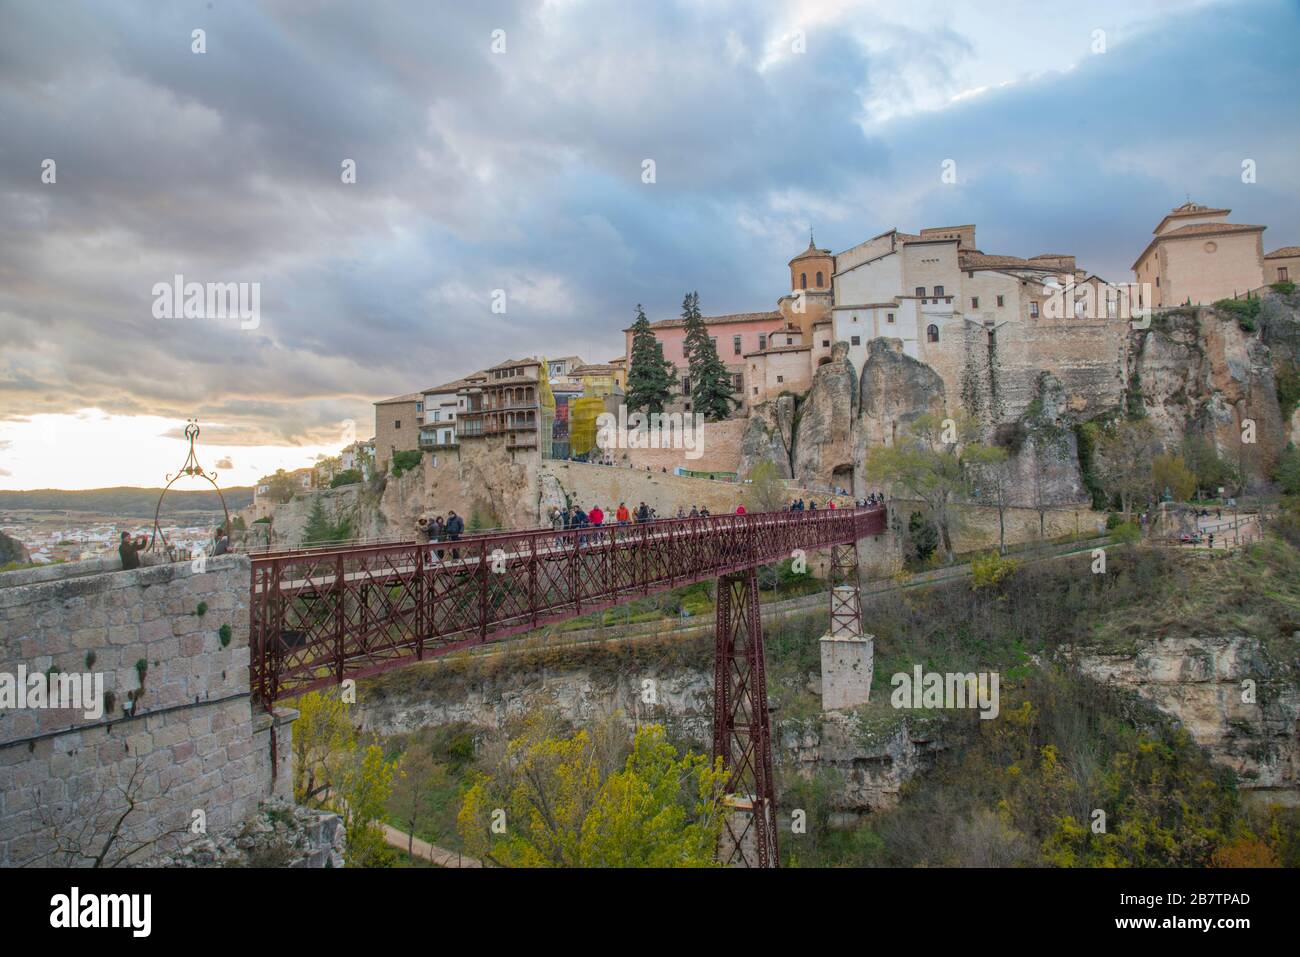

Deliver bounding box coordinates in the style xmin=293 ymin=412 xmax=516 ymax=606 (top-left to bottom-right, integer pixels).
xmin=250 ymin=506 xmax=886 ymax=703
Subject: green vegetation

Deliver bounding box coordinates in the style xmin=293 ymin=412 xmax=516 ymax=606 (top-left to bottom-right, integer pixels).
xmin=1213 ymin=296 xmax=1261 ymax=332
xmin=302 ymin=499 xmax=354 ymax=546
xmin=681 ymin=291 xmax=738 ymax=422
xmin=1270 ymin=280 xmax=1296 ymax=296
xmin=1275 ymin=443 xmax=1300 ymax=495
xmin=389 ymin=449 xmax=422 ymax=477
xmin=330 ymin=468 xmax=363 ymax=488
xmin=457 ymin=717 xmax=726 ymax=867
xmin=625 ymin=304 xmax=677 ymax=414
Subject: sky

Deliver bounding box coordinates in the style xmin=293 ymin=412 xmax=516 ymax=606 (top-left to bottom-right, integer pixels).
xmin=1 ymin=0 xmax=1298 ymax=489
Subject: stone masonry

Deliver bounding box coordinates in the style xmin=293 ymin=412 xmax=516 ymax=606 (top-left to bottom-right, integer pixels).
xmin=0 ymin=554 xmax=292 ymax=867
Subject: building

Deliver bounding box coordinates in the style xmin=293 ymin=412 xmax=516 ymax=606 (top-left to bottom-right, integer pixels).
xmin=1131 ymin=202 xmax=1265 ymax=308
xmin=373 ymin=392 xmax=422 ymax=471
xmin=1265 ymin=247 xmax=1300 ymax=284
xmin=457 ymin=357 xmax=555 ymax=456
xmin=622 ymin=310 xmax=786 ymax=412
xmin=420 ymin=373 xmax=483 ymax=450
xmin=340 ymin=439 xmax=375 ymax=479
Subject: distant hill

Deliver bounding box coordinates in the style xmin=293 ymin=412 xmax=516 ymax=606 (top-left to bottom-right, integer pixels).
xmin=0 ymin=486 xmax=255 ymax=517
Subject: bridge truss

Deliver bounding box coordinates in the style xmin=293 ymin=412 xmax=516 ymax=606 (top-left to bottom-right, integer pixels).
xmin=249 ymin=505 xmax=887 ymax=866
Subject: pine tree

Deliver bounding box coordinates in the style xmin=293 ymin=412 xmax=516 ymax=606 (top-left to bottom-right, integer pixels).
xmin=680 ymin=291 xmax=736 ymax=421
xmin=625 ymin=304 xmax=676 ymax=413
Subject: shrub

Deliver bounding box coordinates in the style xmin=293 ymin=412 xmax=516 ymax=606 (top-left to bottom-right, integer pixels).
xmin=390 ymin=450 xmax=422 ymax=477
xmin=1270 ymin=280 xmax=1296 ymax=296
xmin=1110 ymin=521 xmax=1141 ymax=544
xmin=1213 ymin=297 xmax=1260 ymax=332
xmin=331 ymin=468 xmax=363 ymax=488
xmin=970 ymin=552 xmax=1020 ymax=590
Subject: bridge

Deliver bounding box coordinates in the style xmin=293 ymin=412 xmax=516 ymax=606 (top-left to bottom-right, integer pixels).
xmin=249 ymin=505 xmax=888 ymax=867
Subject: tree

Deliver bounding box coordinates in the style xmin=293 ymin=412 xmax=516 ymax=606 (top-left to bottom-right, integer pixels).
xmin=746 ymin=459 xmax=787 ymax=513
xmin=625 ymin=304 xmax=676 ymax=414
xmin=681 ymin=291 xmax=737 ymax=422
xmin=389 ymin=746 xmax=444 ymax=860
xmin=303 ymin=499 xmax=352 ymax=545
xmin=330 ymin=468 xmax=363 ymax=488
xmin=457 ymin=719 xmax=726 ymax=867
xmin=1095 ymin=418 xmax=1161 ymax=519
xmin=1275 ymin=442 xmax=1300 ymax=496
xmin=1151 ymin=453 xmax=1196 ymax=502
xmin=865 ymin=412 xmax=976 ymax=564
xmin=1181 ymin=436 xmax=1238 ymax=497
xmin=337 ymin=744 xmax=399 ymax=867
xmin=266 ymin=469 xmax=296 ymax=504
xmin=293 ymin=690 xmax=355 ymax=804
xmin=964 ymin=443 xmax=1013 ymax=554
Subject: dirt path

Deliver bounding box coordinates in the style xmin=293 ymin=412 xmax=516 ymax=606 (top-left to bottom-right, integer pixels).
xmin=381 ymin=823 xmax=482 ymax=868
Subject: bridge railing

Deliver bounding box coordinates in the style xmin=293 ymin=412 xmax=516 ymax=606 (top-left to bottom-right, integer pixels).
xmin=249 ymin=506 xmax=886 ymax=705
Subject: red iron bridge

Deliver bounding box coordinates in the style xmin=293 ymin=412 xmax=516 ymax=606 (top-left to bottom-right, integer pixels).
xmin=250 ymin=505 xmax=888 ymax=866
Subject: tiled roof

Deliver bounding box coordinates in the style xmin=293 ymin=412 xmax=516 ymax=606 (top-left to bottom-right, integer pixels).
xmin=1265 ymin=246 xmax=1300 ymax=259
xmin=486 ymin=357 xmax=542 ymax=371
xmin=423 ymin=371 xmax=486 ymax=394
xmin=375 ymin=392 xmax=422 ymax=406
xmin=641 ymin=310 xmax=783 ymax=330
xmin=1161 ymin=221 xmax=1265 ymax=238
xmin=572 ymin=363 xmax=617 ymax=375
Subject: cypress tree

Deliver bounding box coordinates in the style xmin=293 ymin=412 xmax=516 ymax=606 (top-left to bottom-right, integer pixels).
xmin=681 ymin=291 xmax=736 ymax=422
xmin=625 ymin=304 xmax=676 ymax=413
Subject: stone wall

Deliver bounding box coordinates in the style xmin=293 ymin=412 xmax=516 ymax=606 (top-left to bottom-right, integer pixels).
xmin=622 ymin=417 xmax=749 ymax=475
xmin=0 ymin=554 xmax=287 ymax=867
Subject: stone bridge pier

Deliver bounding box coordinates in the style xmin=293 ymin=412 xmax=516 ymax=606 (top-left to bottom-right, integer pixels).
xmin=819 ymin=542 xmax=874 ymax=711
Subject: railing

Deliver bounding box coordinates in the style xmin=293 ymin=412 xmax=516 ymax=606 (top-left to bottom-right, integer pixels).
xmin=249 ymin=506 xmax=887 ymax=704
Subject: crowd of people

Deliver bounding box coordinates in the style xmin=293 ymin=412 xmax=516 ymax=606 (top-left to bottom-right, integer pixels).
xmin=415 ymin=510 xmax=466 ymax=559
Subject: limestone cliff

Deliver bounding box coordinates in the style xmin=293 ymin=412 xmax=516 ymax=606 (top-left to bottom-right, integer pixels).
xmin=855 ymin=337 xmax=946 ymax=452
xmin=1076 ymin=632 xmax=1300 ymax=801
xmin=738 ymin=394 xmax=796 ymax=479
xmin=792 ymin=342 xmax=859 ymax=490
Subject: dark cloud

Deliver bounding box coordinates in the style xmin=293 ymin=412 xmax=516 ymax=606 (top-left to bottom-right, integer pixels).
xmin=1 ymin=0 xmax=1297 ymax=447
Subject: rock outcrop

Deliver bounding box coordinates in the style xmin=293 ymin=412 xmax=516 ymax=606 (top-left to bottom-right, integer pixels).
xmin=1076 ymin=632 xmax=1300 ymax=799
xmin=856 ymin=337 xmax=947 ymax=451
xmin=792 ymin=342 xmax=859 ymax=490
xmin=738 ymin=394 xmax=797 ymax=479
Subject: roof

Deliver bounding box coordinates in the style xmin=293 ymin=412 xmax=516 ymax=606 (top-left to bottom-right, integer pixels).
xmin=486 ymin=356 xmax=542 ymax=371
xmin=633 ymin=310 xmax=783 ymax=331
xmin=959 ymin=250 xmax=1065 ymax=270
xmin=1131 ymin=221 xmax=1266 ymax=270
xmin=375 ymin=392 xmax=422 ymax=406
xmin=744 ymin=344 xmax=811 ymax=358
xmin=1265 ymin=246 xmax=1300 ymax=259
xmin=571 ymin=363 xmax=617 ymax=375
xmin=423 ymin=371 xmax=486 ymax=395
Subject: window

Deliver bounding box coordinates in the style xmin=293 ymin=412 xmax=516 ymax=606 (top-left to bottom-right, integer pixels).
xmin=431 ymin=411 xmax=440 ymax=421
xmin=1281 ymin=267 xmax=1290 ymax=281
xmin=816 ymin=271 xmax=824 ymax=287
xmin=926 ymin=324 xmax=939 ymax=343
xmin=1029 ymin=301 xmax=1040 ymax=318
xmin=886 ymin=313 xmax=895 ymax=323
xmin=822 ymin=339 xmax=830 ymax=347
xmin=1155 ymin=276 xmax=1160 ymax=288
xmin=758 ymin=333 xmax=767 ymax=350
xmin=915 ymin=286 xmax=926 ymax=297
xmin=971 ymin=297 xmax=979 ymax=309
xmin=851 ymin=335 xmax=861 ymax=346
xmin=733 ymin=335 xmax=742 ymax=355
xmin=996 ymin=295 xmax=1004 ymax=308
xmin=776 ymin=375 xmax=784 ymax=383
xmin=934 ymin=285 xmax=944 ymax=297
xmin=752 ymin=388 xmax=758 ymax=396
xmin=394 ymin=419 xmax=401 ymax=429
xmin=415 ymin=401 xmax=423 ymax=412
xmin=800 ymin=273 xmax=807 ymax=289
xmin=732 ymin=374 xmax=744 ymax=392
xmin=681 ymin=376 xmax=691 ymax=394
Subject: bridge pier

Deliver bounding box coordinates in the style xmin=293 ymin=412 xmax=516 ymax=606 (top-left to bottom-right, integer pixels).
xmin=820 ymin=543 xmax=874 ymax=711
xmin=713 ymin=568 xmax=779 ymax=868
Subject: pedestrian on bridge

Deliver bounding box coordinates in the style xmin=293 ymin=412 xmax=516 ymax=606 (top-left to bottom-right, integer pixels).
xmin=589 ymin=505 xmax=604 ymax=526
xmin=616 ymin=503 xmax=630 ymax=524
xmin=444 ymin=510 xmax=464 ymax=560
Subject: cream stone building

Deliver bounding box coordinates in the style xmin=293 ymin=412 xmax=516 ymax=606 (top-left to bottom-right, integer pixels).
xmin=1265 ymin=247 xmax=1300 ymax=284
xmin=1131 ymin=202 xmax=1265 ymax=308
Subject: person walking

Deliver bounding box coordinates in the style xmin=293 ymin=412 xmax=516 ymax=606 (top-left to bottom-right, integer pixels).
xmin=616 ymin=502 xmax=630 ymax=524
xmin=590 ymin=504 xmax=604 ymax=526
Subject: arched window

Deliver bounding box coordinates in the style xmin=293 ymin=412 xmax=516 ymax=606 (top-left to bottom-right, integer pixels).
xmin=926 ymin=324 xmax=939 ymax=343
xmin=800 ymin=273 xmax=807 ymax=290
xmin=816 ymin=271 xmax=824 ymax=287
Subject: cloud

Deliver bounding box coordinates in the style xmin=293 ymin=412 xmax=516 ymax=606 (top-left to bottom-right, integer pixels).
xmin=0 ymin=0 xmax=1296 ymax=464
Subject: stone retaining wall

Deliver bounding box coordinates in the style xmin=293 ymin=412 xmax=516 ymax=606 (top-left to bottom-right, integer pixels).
xmin=0 ymin=554 xmax=287 ymax=866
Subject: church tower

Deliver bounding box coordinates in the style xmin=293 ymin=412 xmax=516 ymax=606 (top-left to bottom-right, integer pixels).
xmin=780 ymin=232 xmax=834 ymax=342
